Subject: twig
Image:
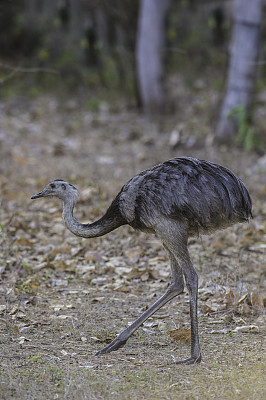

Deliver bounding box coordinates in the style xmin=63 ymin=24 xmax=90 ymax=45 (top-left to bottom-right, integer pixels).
xmin=0 ymin=62 xmax=59 ymax=84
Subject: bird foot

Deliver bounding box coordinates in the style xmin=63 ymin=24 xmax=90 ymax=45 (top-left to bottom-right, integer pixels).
xmin=172 ymin=354 xmax=202 ymax=365
xmin=95 ymin=337 xmax=127 ymax=356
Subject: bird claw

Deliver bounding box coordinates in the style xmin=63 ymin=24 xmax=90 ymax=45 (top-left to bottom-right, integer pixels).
xmin=172 ymin=354 xmax=202 ymax=365
xmin=95 ymin=337 xmax=127 ymax=356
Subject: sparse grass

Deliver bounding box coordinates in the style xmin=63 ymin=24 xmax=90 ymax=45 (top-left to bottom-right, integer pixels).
xmin=1 ymin=301 xmax=265 ymax=400
xmin=1 ymin=354 xmax=265 ymax=400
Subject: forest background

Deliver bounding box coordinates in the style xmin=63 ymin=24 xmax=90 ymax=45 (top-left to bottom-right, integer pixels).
xmin=0 ymin=1 xmax=265 ymax=399
xmin=0 ymin=0 xmax=265 ymax=148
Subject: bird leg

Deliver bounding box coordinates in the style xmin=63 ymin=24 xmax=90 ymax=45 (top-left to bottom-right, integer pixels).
xmin=159 ymin=229 xmax=202 ymax=365
xmin=95 ymin=253 xmax=184 ymax=356
xmin=171 ymin=251 xmax=201 ymax=365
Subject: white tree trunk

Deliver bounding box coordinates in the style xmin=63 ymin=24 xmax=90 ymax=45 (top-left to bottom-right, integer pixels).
xmin=216 ymin=0 xmax=263 ymax=141
xmin=136 ymin=0 xmax=172 ymax=114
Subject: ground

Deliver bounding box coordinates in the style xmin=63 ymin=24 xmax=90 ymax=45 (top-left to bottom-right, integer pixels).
xmin=0 ymin=95 xmax=265 ymax=399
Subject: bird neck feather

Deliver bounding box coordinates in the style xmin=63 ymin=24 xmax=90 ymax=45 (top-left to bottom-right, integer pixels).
xmin=62 ymin=197 xmax=122 ymax=238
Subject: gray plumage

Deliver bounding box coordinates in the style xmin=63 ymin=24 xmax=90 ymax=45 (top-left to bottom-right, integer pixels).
xmin=31 ymin=157 xmax=252 ymax=365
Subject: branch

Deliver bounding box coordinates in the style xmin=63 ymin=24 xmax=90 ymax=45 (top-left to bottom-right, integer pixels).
xmin=0 ymin=62 xmax=59 ymax=84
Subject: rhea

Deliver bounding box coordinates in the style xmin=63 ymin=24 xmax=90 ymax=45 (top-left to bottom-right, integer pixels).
xmin=31 ymin=157 xmax=252 ymax=364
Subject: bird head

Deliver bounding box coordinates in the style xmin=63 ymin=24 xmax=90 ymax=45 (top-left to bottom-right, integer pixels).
xmin=31 ymin=179 xmax=79 ymax=202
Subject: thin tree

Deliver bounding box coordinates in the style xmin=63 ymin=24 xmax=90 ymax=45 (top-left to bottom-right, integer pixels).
xmin=136 ymin=0 xmax=172 ymax=114
xmin=215 ymin=0 xmax=263 ymax=142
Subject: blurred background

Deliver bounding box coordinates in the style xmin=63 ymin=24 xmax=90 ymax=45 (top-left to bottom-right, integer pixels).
xmin=0 ymin=0 xmax=266 ymax=149
xmin=1 ymin=0 xmax=266 ymax=213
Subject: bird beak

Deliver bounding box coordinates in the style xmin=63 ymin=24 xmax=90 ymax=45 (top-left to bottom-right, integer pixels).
xmin=31 ymin=191 xmax=45 ymax=199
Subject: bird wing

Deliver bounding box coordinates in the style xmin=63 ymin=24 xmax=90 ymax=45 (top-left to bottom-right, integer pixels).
xmin=119 ymin=157 xmax=252 ymax=234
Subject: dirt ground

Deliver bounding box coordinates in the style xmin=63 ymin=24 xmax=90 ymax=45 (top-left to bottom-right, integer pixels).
xmin=0 ymin=95 xmax=265 ymax=399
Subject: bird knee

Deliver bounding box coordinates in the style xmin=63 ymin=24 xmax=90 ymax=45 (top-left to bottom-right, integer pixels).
xmin=185 ymin=272 xmax=198 ymax=295
xmin=167 ymin=281 xmax=184 ymax=296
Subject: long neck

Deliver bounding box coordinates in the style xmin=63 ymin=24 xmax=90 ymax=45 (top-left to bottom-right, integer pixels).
xmin=62 ymin=197 xmax=124 ymax=238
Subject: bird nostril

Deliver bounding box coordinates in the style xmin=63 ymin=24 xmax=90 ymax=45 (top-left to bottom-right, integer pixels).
xmin=31 ymin=192 xmax=44 ymax=200
xmin=31 ymin=192 xmax=43 ymax=199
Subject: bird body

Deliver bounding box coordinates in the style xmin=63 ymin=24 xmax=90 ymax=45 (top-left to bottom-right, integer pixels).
xmin=119 ymin=157 xmax=251 ymax=234
xmin=31 ymin=157 xmax=252 ymax=364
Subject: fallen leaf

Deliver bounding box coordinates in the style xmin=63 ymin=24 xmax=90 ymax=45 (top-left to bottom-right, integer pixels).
xmin=45 ymin=246 xmax=71 ymax=261
xmin=201 ymin=300 xmax=222 ymax=314
xmin=224 ymin=287 xmax=238 ymax=308
xmin=143 ymin=320 xmax=158 ymax=328
xmin=240 ymin=302 xmax=251 ymax=316
xmin=255 ymin=315 xmax=266 ymax=326
xmin=14 ymin=238 xmax=35 ymax=247
xmin=0 ymin=266 xmax=6 ymax=275
xmin=232 ymin=325 xmax=260 ymax=333
xmin=167 ymin=327 xmax=191 ymax=344
xmin=91 ymin=277 xmax=106 ymax=285
xmin=91 ymin=333 xmax=115 ymax=343
xmin=18 ymin=336 xmax=31 ymax=345
xmin=124 ymin=247 xmax=141 ymax=259
xmin=250 ymin=291 xmax=264 ymax=312
xmin=128 ymin=267 xmax=145 ymax=279
xmin=76 ymin=265 xmax=96 ymax=275
xmin=23 ymin=277 xmax=40 ymax=291
xmin=33 ymin=262 xmax=52 ymax=271
xmin=0 ymin=305 xmax=6 ymax=313
xmin=237 ymin=293 xmax=249 ymax=305
xmin=84 ymin=250 xmax=102 ymax=263
xmin=51 ymin=260 xmax=75 ymax=272
xmin=91 ymin=297 xmax=105 ymax=303
xmin=50 ymin=279 xmax=68 ymax=286
xmin=140 ymin=272 xmax=149 ymax=281
xmin=210 ymin=328 xmax=229 ymax=334
xmin=52 ymin=315 xmax=73 ymax=319
xmin=115 ymin=266 xmax=132 ymax=276
xmin=201 ymin=304 xmax=215 ymax=314
xmin=211 ymin=241 xmax=227 ymax=253
xmin=238 ymin=237 xmax=255 ymax=248
xmin=12 ymin=311 xmax=27 ymax=320
xmin=19 ymin=325 xmax=33 ymax=334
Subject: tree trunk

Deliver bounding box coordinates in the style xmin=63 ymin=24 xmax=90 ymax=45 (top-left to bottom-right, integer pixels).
xmin=215 ymin=0 xmax=263 ymax=142
xmin=136 ymin=0 xmax=172 ymax=114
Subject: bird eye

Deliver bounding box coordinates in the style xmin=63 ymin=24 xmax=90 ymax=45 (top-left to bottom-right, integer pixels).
xmin=50 ymin=183 xmax=55 ymax=189
xmin=61 ymin=184 xmax=66 ymax=190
